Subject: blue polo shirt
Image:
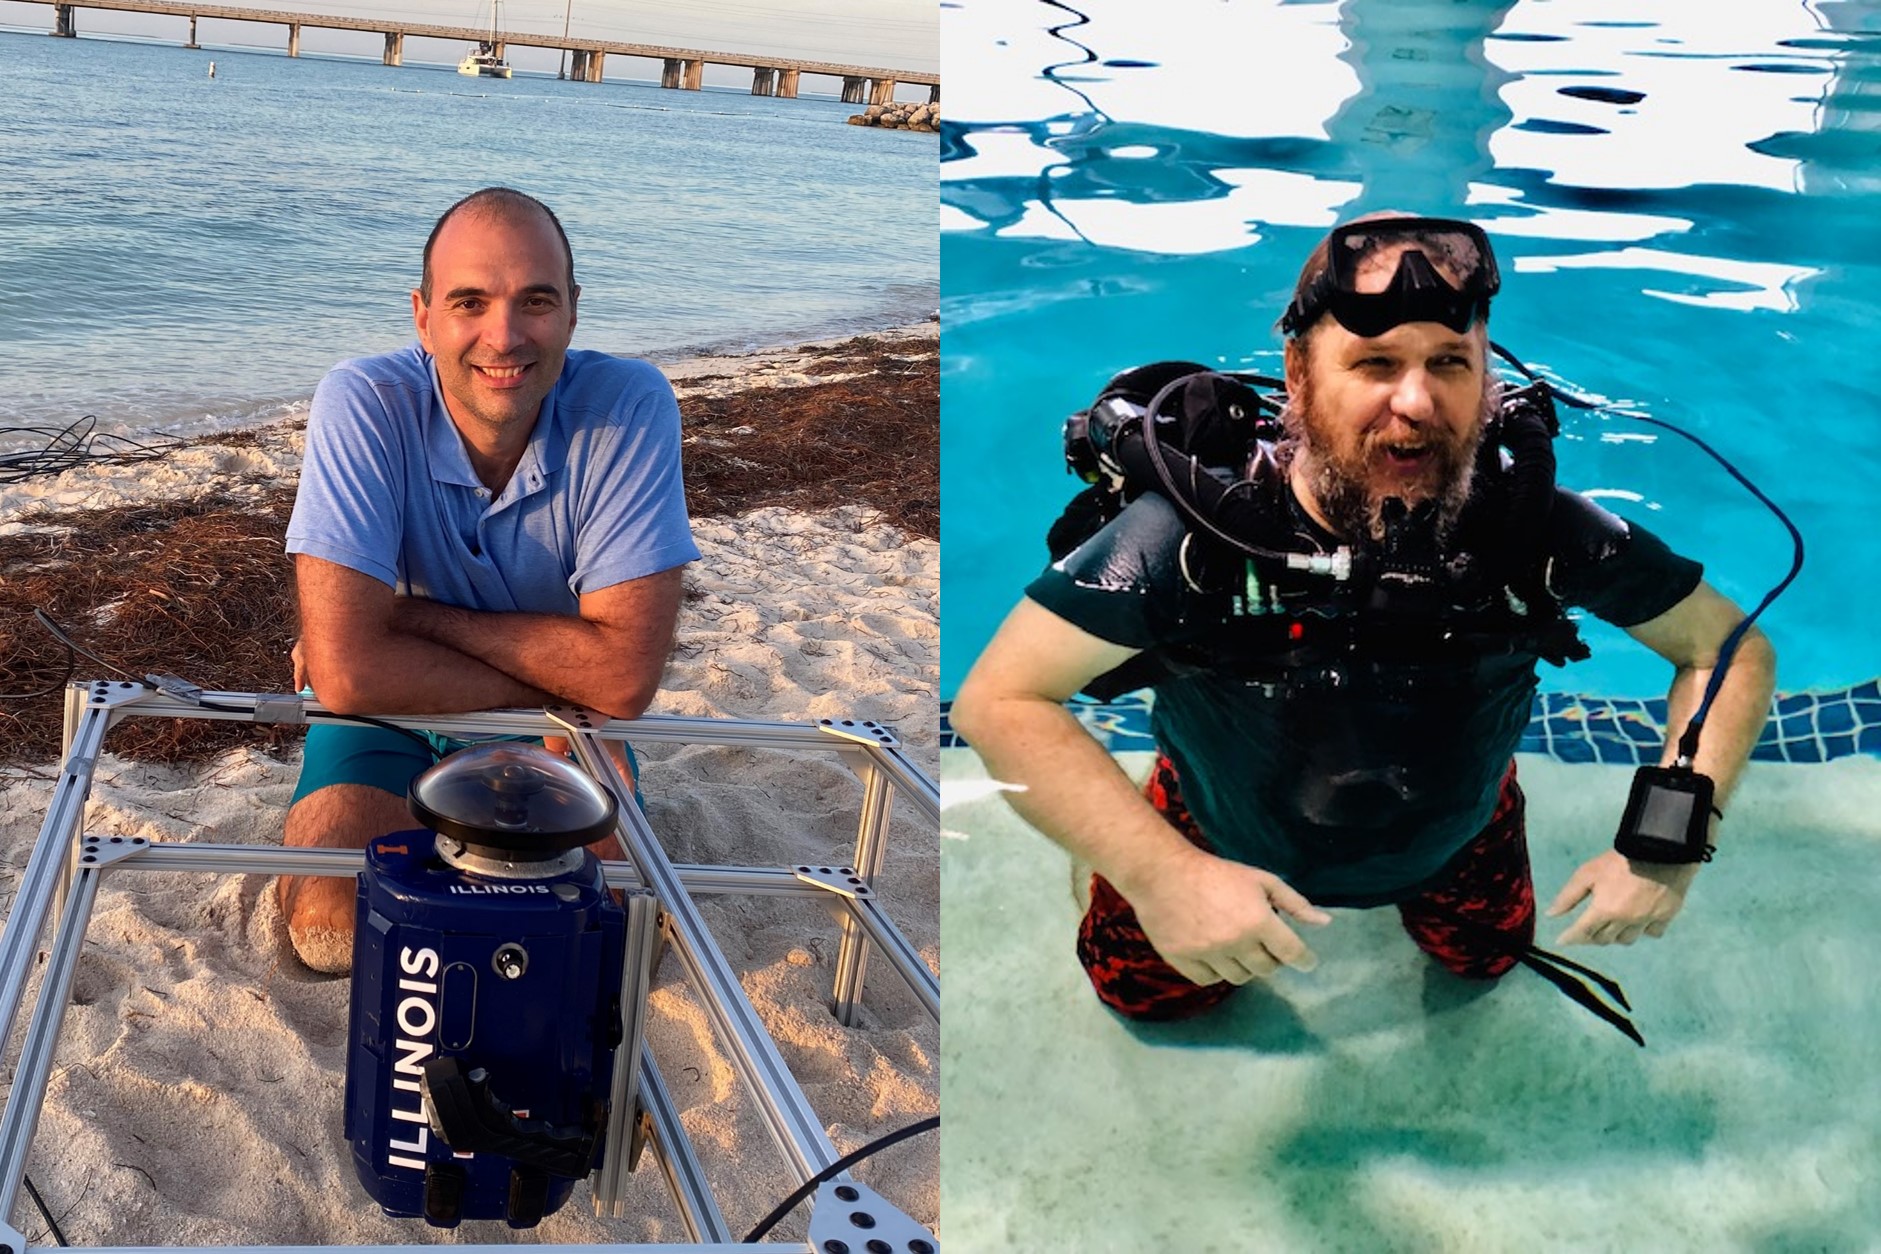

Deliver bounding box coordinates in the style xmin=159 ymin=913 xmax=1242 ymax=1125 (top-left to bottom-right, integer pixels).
xmin=286 ymin=344 xmax=699 ymax=610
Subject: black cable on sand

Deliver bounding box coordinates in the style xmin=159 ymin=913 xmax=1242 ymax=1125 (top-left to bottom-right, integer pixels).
xmin=0 ymin=417 xmax=188 ymax=484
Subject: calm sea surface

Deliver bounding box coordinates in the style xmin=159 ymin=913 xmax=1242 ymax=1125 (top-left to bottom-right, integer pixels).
xmin=0 ymin=31 xmax=937 ymax=445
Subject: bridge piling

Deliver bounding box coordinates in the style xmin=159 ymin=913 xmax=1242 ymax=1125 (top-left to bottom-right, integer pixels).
xmin=23 ymin=4 xmax=938 ymax=101
xmin=930 ymin=84 xmax=939 ymax=104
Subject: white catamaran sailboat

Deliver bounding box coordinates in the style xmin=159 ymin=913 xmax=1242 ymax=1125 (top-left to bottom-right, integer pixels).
xmin=458 ymin=1 xmax=513 ymax=78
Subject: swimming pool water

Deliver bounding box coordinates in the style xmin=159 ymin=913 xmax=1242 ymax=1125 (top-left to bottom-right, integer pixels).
xmin=940 ymin=0 xmax=1881 ymax=702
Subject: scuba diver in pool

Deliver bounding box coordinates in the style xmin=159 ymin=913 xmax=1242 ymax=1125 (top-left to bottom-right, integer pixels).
xmin=950 ymin=213 xmax=1776 ymax=1029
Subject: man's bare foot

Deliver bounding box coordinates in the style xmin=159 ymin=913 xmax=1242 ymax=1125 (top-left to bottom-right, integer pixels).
xmin=277 ymin=873 xmax=357 ymax=975
xmin=278 ymin=783 xmax=411 ymax=974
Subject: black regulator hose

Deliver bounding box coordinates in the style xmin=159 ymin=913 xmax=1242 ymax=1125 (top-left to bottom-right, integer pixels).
xmin=1492 ymin=382 xmax=1561 ymax=609
xmin=1489 ymin=342 xmax=1803 ymax=760
xmin=1118 ymin=373 xmax=1331 ymax=571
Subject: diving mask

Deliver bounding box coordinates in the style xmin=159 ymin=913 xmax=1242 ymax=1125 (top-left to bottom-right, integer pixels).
xmin=1282 ymin=217 xmax=1500 ymax=339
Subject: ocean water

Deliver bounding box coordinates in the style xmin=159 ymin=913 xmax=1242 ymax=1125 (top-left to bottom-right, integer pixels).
xmin=940 ymin=0 xmax=1881 ymax=698
xmin=0 ymin=31 xmax=938 ymax=447
xmin=940 ymin=3 xmax=1881 ymax=1250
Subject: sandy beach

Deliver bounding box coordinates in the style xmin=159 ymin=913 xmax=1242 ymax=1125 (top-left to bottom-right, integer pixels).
xmin=0 ymin=328 xmax=939 ymax=1245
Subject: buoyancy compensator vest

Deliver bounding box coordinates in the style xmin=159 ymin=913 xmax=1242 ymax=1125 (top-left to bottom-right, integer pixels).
xmin=1051 ymin=361 xmax=1591 ymax=701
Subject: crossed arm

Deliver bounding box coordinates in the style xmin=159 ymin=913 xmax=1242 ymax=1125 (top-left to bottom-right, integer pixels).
xmin=294 ymin=554 xmax=685 ymax=720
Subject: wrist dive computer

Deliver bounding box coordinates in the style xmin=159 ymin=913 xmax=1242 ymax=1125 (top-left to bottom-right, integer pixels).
xmin=1613 ymin=763 xmax=1719 ymax=864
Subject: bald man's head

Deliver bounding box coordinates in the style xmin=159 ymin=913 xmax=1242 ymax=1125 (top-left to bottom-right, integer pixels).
xmin=419 ymin=187 xmax=575 ymax=304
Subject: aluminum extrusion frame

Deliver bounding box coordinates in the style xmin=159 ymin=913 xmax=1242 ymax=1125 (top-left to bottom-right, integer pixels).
xmin=0 ymin=684 xmax=939 ymax=1252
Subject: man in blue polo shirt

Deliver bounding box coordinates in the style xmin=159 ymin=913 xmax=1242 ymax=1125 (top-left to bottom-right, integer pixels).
xmin=279 ymin=187 xmax=699 ymax=972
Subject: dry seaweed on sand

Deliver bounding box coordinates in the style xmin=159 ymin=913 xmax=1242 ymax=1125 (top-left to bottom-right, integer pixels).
xmin=681 ymin=340 xmax=937 ymax=540
xmin=0 ymin=337 xmax=937 ymax=767
xmin=0 ymin=490 xmax=305 ymax=766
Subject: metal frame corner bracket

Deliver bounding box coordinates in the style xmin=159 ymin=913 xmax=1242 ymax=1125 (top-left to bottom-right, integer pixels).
xmin=792 ymin=865 xmax=874 ymax=901
xmin=806 ymin=1179 xmax=938 ymax=1253
xmin=817 ymin=718 xmax=899 ymax=750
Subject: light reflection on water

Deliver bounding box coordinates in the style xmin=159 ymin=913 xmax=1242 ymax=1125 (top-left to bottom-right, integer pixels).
xmin=940 ymin=9 xmax=1881 ymax=1252
xmin=940 ymin=0 xmax=1881 ymax=695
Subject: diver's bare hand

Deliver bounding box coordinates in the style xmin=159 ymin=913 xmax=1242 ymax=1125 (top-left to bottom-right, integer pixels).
xmin=1125 ymin=848 xmax=1331 ymax=986
xmin=1547 ymin=850 xmax=1698 ymax=945
xmin=291 ymin=638 xmax=307 ymax=692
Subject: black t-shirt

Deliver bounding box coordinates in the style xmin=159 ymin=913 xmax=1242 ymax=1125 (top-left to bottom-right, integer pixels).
xmin=1026 ymin=487 xmax=1703 ymax=906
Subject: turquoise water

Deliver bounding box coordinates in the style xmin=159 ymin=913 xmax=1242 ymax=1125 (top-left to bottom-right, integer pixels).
xmin=0 ymin=31 xmax=937 ymax=442
xmin=941 ymin=0 xmax=1881 ymax=698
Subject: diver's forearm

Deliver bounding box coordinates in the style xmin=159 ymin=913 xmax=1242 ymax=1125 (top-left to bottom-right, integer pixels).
xmin=1658 ymin=626 xmax=1777 ymax=837
xmin=960 ymin=695 xmax=1211 ymax=898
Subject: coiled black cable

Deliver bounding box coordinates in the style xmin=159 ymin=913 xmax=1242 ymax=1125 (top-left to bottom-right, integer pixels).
xmin=0 ymin=417 xmax=186 ymax=484
xmin=1490 ymin=343 xmax=1803 ymax=761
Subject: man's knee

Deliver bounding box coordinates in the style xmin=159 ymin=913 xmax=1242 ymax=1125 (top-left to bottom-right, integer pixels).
xmin=1400 ymin=896 xmax=1536 ymax=980
xmin=1077 ymin=881 xmax=1236 ymax=1022
xmin=284 ymin=783 xmax=413 ymax=849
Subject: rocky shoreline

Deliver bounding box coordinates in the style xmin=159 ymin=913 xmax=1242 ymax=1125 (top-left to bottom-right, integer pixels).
xmin=849 ymin=100 xmax=940 ymax=132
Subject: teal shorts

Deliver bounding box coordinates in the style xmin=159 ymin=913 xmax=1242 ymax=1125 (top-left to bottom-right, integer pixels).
xmin=290 ymin=723 xmax=643 ymax=809
xmin=289 ymin=724 xmax=435 ymax=807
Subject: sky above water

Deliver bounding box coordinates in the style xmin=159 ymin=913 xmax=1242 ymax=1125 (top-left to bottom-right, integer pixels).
xmin=0 ymin=0 xmax=938 ymax=72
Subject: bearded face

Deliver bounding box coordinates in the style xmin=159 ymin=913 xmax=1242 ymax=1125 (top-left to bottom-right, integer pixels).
xmin=1279 ymin=322 xmax=1496 ymax=544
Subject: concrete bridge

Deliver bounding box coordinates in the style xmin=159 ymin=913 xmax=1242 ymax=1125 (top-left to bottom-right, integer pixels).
xmin=30 ymin=0 xmax=939 ymax=104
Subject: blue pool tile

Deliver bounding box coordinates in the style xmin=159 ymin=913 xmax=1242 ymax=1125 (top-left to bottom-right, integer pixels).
xmin=1776 ymin=692 xmax=1813 ymax=716
xmin=1816 ymin=701 xmax=1856 ymax=734
xmin=941 ymin=687 xmax=1881 ymax=763
xmin=1592 ymin=737 xmax=1637 ymax=765
xmin=1784 ymin=737 xmax=1825 ymax=764
xmin=1553 ymin=737 xmax=1597 ymax=764
xmin=1620 ymin=717 xmax=1662 ymax=744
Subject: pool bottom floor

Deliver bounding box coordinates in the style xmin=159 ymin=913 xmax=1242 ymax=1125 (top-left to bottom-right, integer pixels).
xmin=940 ymin=749 xmax=1881 ymax=1253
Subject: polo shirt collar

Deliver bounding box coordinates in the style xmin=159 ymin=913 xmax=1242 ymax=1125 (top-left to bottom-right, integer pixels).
xmin=423 ymin=353 xmax=573 ymax=500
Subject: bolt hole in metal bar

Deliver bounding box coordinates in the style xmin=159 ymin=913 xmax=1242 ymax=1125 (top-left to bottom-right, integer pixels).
xmin=0 ymin=685 xmax=937 ymax=1251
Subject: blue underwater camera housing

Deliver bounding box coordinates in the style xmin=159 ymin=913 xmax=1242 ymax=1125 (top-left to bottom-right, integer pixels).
xmin=341 ymin=743 xmax=642 ymax=1228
